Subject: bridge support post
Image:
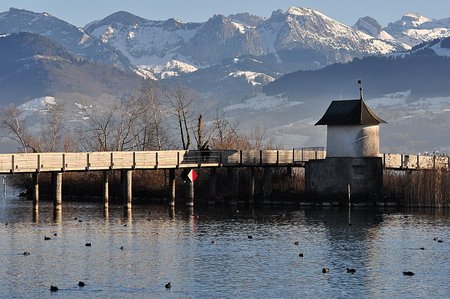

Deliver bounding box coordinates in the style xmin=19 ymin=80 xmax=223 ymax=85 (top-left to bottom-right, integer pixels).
xmin=249 ymin=168 xmax=255 ymax=205
xmin=208 ymin=168 xmax=217 ymax=205
xmin=52 ymin=172 xmax=62 ymax=210
xmin=169 ymin=169 xmax=176 ymax=207
xmin=122 ymin=170 xmax=132 ymax=209
xmin=263 ymin=168 xmax=273 ymax=204
xmin=185 ymin=180 xmax=194 ymax=207
xmin=103 ymin=171 xmax=109 ymax=209
xmin=32 ymin=173 xmax=39 ymax=210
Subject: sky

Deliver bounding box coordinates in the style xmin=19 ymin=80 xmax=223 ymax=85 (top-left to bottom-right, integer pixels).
xmin=1 ymin=0 xmax=450 ymax=27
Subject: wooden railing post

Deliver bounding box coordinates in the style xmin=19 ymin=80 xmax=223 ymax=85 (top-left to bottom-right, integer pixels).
xmin=155 ymin=152 xmax=159 ymax=169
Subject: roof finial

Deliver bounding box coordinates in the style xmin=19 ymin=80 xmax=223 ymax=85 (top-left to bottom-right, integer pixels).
xmin=357 ymin=79 xmax=363 ymax=100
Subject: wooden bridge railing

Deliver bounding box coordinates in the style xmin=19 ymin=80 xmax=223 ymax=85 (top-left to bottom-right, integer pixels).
xmin=383 ymin=153 xmax=449 ymax=170
xmin=0 ymin=150 xmax=447 ymax=174
xmin=0 ymin=149 xmax=327 ymax=174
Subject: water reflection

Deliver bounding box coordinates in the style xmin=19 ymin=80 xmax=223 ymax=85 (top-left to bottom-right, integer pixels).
xmin=32 ymin=209 xmax=39 ymax=223
xmin=53 ymin=208 xmax=62 ymax=224
xmin=123 ymin=207 xmax=132 ymax=224
xmin=103 ymin=207 xmax=109 ymax=220
xmin=0 ymin=198 xmax=449 ymax=298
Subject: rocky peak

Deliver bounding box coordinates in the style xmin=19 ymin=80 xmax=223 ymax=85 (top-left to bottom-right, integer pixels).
xmin=228 ymin=13 xmax=266 ymax=27
xmin=385 ymin=13 xmax=432 ymax=36
xmin=353 ymin=17 xmax=383 ymax=37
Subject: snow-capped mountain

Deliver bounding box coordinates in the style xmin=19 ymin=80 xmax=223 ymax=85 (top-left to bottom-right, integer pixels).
xmin=385 ymin=13 xmax=450 ymax=46
xmin=0 ymin=8 xmax=132 ymax=69
xmin=353 ymin=17 xmax=395 ymax=40
xmin=0 ymin=32 xmax=141 ymax=106
xmin=85 ymin=7 xmax=406 ymax=71
xmin=409 ymin=37 xmax=450 ymax=57
xmin=84 ymin=11 xmax=202 ymax=67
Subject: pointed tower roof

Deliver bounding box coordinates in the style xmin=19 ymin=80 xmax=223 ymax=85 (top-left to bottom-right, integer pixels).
xmin=315 ymin=99 xmax=386 ymax=126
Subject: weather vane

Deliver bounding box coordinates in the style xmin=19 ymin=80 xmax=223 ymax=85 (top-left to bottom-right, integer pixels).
xmin=357 ymin=79 xmax=363 ymax=100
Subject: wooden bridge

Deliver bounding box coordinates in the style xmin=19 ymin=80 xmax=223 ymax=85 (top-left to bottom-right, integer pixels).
xmin=0 ymin=149 xmax=448 ymax=174
xmin=0 ymin=149 xmax=448 ymax=210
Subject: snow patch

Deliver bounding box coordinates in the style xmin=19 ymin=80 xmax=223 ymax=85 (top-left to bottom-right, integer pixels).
xmin=231 ymin=22 xmax=246 ymax=34
xmin=20 ymin=97 xmax=57 ymax=114
xmin=228 ymin=71 xmax=274 ymax=86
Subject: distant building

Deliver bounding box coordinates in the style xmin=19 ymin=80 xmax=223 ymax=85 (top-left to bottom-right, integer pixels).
xmin=315 ymin=99 xmax=386 ymax=158
xmin=305 ymin=98 xmax=386 ymax=203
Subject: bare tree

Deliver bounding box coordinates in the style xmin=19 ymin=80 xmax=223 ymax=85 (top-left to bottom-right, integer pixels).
xmin=134 ymin=80 xmax=168 ymax=150
xmin=41 ymin=102 xmax=65 ymax=152
xmin=209 ymin=109 xmax=251 ymax=150
xmin=162 ymin=83 xmax=195 ymax=150
xmin=1 ymin=102 xmax=66 ymax=153
xmin=78 ymin=103 xmax=117 ymax=151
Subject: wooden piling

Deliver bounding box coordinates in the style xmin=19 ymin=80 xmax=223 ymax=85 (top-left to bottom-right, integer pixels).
xmin=103 ymin=171 xmax=109 ymax=209
xmin=185 ymin=180 xmax=194 ymax=207
xmin=52 ymin=172 xmax=62 ymax=210
xmin=122 ymin=170 xmax=132 ymax=209
xmin=169 ymin=169 xmax=176 ymax=207
xmin=32 ymin=173 xmax=39 ymax=210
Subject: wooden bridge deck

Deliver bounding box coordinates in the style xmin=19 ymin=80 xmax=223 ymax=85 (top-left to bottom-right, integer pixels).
xmin=0 ymin=150 xmax=447 ymax=174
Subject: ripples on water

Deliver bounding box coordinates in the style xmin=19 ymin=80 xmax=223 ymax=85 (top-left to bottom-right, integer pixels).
xmin=0 ymin=196 xmax=449 ymax=298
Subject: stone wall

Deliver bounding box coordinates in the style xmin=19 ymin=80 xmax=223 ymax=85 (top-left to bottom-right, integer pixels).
xmin=305 ymin=157 xmax=383 ymax=203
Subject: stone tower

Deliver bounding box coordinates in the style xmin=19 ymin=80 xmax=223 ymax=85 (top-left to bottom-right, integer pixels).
xmin=305 ymin=98 xmax=386 ymax=203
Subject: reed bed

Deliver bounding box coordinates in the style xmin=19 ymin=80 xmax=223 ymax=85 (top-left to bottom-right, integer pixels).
xmin=383 ymin=169 xmax=450 ymax=208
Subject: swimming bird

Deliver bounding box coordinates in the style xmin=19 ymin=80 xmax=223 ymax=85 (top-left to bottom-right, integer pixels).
xmin=23 ymin=251 xmax=30 ymax=256
xmin=44 ymin=236 xmax=51 ymax=241
xmin=419 ymin=247 xmax=425 ymax=250
xmin=248 ymin=235 xmax=253 ymax=239
xmin=50 ymin=286 xmax=59 ymax=292
xmin=322 ymin=267 xmax=330 ymax=273
xmin=85 ymin=242 xmax=92 ymax=247
xmin=53 ymin=233 xmax=57 ymax=236
xmin=294 ymin=241 xmax=299 ymax=245
xmin=165 ymin=282 xmax=171 ymax=289
xmin=403 ymin=271 xmax=415 ymax=276
xmin=299 ymin=253 xmax=304 ymax=257
xmin=347 ymin=268 xmax=356 ymax=274
xmin=437 ymin=239 xmax=443 ymax=243
xmin=78 ymin=281 xmax=85 ymax=287
xmin=120 ymin=246 xmax=124 ymax=250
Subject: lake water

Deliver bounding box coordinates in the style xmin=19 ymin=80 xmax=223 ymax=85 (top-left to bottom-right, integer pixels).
xmin=0 ymin=196 xmax=449 ymax=299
